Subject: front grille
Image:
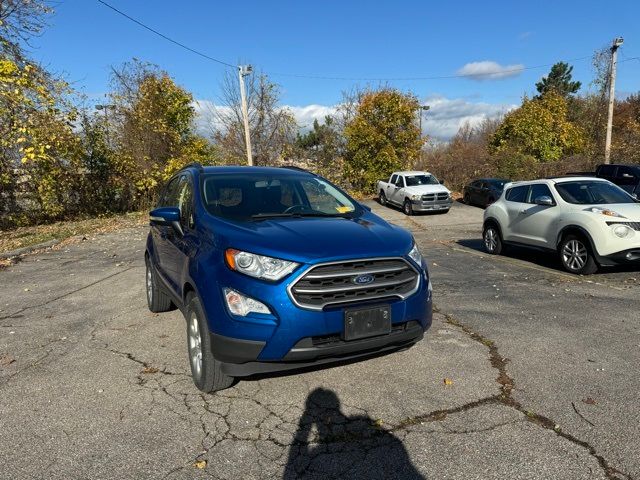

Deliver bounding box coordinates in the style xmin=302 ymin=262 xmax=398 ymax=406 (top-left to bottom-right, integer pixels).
xmin=607 ymin=221 xmax=640 ymax=231
xmin=289 ymin=258 xmax=420 ymax=310
xmin=421 ymin=192 xmax=449 ymax=202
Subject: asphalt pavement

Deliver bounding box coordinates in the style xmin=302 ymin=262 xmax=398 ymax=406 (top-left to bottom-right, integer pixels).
xmin=0 ymin=200 xmax=638 ymax=479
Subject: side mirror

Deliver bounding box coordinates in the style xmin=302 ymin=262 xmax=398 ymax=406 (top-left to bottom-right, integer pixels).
xmin=439 ymin=179 xmax=445 ymax=184
xmin=534 ymin=196 xmax=554 ymax=207
xmin=150 ymin=207 xmax=183 ymax=236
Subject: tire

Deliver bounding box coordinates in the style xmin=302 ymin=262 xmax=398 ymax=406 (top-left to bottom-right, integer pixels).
xmin=463 ymin=193 xmax=471 ymax=205
xmin=379 ymin=190 xmax=387 ymax=206
xmin=145 ymin=256 xmax=173 ymax=313
xmin=403 ymin=199 xmax=414 ymax=216
xmin=559 ymin=234 xmax=598 ymax=275
xmin=483 ymin=224 xmax=503 ymax=255
xmin=185 ymin=294 xmax=234 ymax=393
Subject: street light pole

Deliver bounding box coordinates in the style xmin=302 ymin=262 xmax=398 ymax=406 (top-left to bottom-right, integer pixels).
xmin=238 ymin=65 xmax=253 ymax=166
xmin=604 ymin=37 xmax=623 ymax=165
xmin=418 ymin=105 xmax=430 ymax=137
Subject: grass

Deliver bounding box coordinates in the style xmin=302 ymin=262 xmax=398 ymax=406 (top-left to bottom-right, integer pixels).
xmin=0 ymin=211 xmax=147 ymax=255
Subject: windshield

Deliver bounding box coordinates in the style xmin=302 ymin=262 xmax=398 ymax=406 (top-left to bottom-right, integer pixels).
xmin=488 ymin=179 xmax=508 ymax=189
xmin=554 ymin=181 xmax=635 ymax=205
xmin=405 ymin=174 xmax=439 ymax=186
xmin=201 ymin=173 xmax=359 ymax=221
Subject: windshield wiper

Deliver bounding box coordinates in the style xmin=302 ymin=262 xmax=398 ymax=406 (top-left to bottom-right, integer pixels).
xmin=251 ymin=212 xmax=350 ymax=220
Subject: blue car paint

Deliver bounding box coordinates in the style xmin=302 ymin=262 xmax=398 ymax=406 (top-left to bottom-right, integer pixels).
xmin=146 ymin=165 xmax=432 ymax=368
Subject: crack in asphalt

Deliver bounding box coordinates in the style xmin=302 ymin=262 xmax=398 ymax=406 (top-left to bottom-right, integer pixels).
xmin=0 ymin=266 xmax=135 ymax=321
xmin=102 ymin=307 xmax=635 ymax=480
xmin=434 ymin=306 xmax=632 ymax=480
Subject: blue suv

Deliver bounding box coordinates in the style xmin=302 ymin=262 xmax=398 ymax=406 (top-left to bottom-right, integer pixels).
xmin=145 ymin=164 xmax=432 ymax=392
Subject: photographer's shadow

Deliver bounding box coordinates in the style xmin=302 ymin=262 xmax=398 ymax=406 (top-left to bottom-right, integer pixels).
xmin=283 ymin=387 xmax=425 ymax=479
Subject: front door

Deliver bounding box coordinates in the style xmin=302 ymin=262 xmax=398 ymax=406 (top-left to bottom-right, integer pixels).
xmin=515 ymin=183 xmax=558 ymax=248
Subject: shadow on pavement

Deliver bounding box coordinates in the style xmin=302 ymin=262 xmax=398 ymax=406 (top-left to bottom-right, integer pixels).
xmin=283 ymin=387 xmax=425 ymax=480
xmin=456 ymin=238 xmax=640 ymax=275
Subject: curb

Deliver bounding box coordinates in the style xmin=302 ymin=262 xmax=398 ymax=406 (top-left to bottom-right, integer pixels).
xmin=0 ymin=239 xmax=62 ymax=259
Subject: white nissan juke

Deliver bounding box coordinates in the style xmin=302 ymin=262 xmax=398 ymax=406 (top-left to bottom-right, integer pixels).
xmin=483 ymin=177 xmax=640 ymax=274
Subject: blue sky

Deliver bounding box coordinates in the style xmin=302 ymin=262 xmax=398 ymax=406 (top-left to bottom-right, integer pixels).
xmin=29 ymin=0 xmax=640 ymax=138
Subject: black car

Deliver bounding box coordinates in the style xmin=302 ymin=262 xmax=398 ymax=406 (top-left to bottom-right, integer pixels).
xmin=463 ymin=178 xmax=510 ymax=207
xmin=595 ymin=164 xmax=640 ymax=197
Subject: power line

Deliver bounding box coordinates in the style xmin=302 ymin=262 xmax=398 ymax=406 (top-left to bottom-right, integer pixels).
xmin=93 ymin=1 xmax=627 ymax=83
xmin=95 ymin=0 xmax=235 ymax=68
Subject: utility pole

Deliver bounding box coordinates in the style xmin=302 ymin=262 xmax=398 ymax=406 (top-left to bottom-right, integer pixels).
xmin=238 ymin=65 xmax=253 ymax=166
xmin=604 ymin=37 xmax=623 ymax=164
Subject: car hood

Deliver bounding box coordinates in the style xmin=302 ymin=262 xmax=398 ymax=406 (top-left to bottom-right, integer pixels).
xmin=582 ymin=203 xmax=640 ymax=221
xmin=404 ymin=184 xmax=450 ymax=195
xmin=208 ymin=212 xmax=414 ymax=263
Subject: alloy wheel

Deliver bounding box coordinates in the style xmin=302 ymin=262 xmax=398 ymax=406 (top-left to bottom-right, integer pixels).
xmin=146 ymin=265 xmax=153 ymax=303
xmin=562 ymin=239 xmax=588 ymax=271
xmin=188 ymin=312 xmax=203 ymax=380
xmin=484 ymin=228 xmax=498 ymax=252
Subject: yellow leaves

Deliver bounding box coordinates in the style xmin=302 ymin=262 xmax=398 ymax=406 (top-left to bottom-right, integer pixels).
xmin=443 ymin=378 xmax=454 ymax=386
xmin=193 ymin=460 xmax=207 ymax=469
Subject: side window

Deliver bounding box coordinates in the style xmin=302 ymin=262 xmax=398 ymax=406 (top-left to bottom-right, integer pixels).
xmin=159 ymin=176 xmax=181 ymax=207
xmin=176 ymin=176 xmax=194 ymax=229
xmin=390 ymin=174 xmax=397 ymax=185
xmin=470 ymin=180 xmax=480 ymax=188
xmin=505 ymin=185 xmax=529 ymax=203
xmin=598 ymin=165 xmax=616 ymax=177
xmin=527 ymin=184 xmax=553 ymax=204
xmin=395 ymin=176 xmax=404 ymax=187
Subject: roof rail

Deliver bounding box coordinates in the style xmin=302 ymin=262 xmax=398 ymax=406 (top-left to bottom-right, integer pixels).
xmin=279 ymin=165 xmax=316 ymax=175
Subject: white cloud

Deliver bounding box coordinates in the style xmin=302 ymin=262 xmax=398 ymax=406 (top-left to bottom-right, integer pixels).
xmin=421 ymin=95 xmax=516 ymax=139
xmin=192 ymin=96 xmax=515 ymax=141
xmin=457 ymin=61 xmax=525 ymax=81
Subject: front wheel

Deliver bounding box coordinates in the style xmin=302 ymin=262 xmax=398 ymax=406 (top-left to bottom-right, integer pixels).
xmin=559 ymin=235 xmax=598 ymax=275
xmin=185 ymin=294 xmax=234 ymax=393
xmin=379 ymin=190 xmax=387 ymax=206
xmin=145 ymin=256 xmax=173 ymax=313
xmin=403 ymin=199 xmax=413 ymax=216
xmin=483 ymin=224 xmax=503 ymax=255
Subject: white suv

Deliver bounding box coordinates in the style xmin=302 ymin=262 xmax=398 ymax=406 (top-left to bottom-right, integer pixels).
xmin=483 ymin=177 xmax=640 ymax=274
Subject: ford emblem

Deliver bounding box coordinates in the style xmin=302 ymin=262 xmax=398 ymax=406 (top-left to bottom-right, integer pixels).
xmin=353 ymin=274 xmax=375 ymax=285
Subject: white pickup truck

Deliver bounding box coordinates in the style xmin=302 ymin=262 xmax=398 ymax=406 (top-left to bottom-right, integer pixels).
xmin=377 ymin=171 xmax=453 ymax=215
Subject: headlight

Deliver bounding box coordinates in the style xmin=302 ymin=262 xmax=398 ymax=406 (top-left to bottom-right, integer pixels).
xmin=223 ymin=288 xmax=270 ymax=316
xmin=410 ymin=194 xmax=421 ymax=201
xmin=612 ymin=224 xmax=634 ymax=239
xmin=408 ymin=242 xmax=423 ymax=266
xmin=589 ymin=207 xmax=626 ymax=218
xmin=225 ymin=249 xmax=298 ymax=281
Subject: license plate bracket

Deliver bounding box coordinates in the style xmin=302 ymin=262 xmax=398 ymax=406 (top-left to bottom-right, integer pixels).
xmin=343 ymin=305 xmax=391 ymax=341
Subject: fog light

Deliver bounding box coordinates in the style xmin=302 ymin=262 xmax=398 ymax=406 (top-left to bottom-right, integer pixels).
xmin=223 ymin=288 xmax=270 ymax=316
xmin=613 ymin=225 xmax=634 ymax=238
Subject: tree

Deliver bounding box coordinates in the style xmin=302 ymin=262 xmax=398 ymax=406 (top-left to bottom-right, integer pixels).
xmin=491 ymin=92 xmax=586 ymax=162
xmin=344 ymin=88 xmax=424 ymax=192
xmin=212 ymin=71 xmax=296 ymax=165
xmin=108 ymin=60 xmax=217 ymax=207
xmin=536 ymin=62 xmax=581 ymax=98
xmin=0 ymin=0 xmax=52 ymax=60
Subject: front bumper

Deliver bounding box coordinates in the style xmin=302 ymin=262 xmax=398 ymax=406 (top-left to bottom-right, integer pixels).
xmin=215 ymin=321 xmax=424 ymax=376
xmin=597 ymin=248 xmax=640 ymax=266
xmin=201 ymin=264 xmax=433 ymax=376
xmin=411 ymin=199 xmax=453 ymax=212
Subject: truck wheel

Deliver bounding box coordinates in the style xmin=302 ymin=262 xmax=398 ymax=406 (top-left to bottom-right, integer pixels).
xmin=483 ymin=224 xmax=503 ymax=255
xmin=403 ymin=199 xmax=413 ymax=216
xmin=145 ymin=256 xmax=173 ymax=313
xmin=379 ymin=190 xmax=387 ymax=206
xmin=185 ymin=294 xmax=234 ymax=393
xmin=559 ymin=235 xmax=598 ymax=275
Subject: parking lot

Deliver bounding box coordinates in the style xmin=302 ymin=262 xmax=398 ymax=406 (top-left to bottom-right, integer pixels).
xmin=1 ymin=201 xmax=638 ymax=479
